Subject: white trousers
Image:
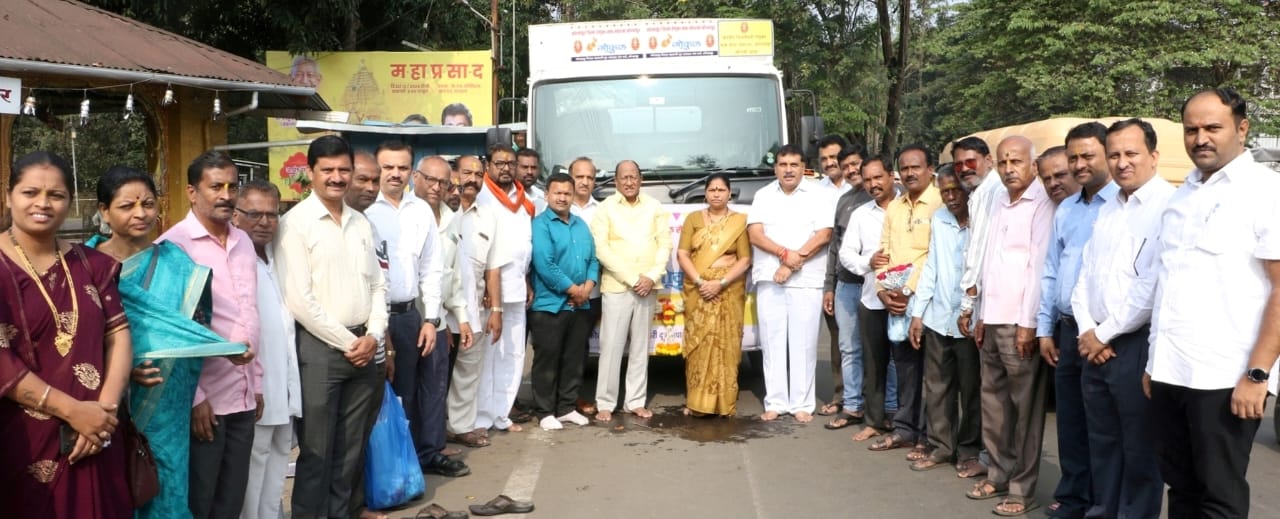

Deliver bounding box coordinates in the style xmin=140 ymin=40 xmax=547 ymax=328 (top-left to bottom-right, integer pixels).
xmin=596 ymin=291 xmax=655 ymax=411
xmin=756 ymin=283 xmax=822 ymax=414
xmin=241 ymin=422 xmax=292 ymax=519
xmin=475 ymin=302 xmax=527 ymax=429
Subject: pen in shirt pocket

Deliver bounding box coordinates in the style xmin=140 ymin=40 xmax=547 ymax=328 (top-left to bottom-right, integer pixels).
xmin=1133 ymin=238 xmax=1146 ymax=276
xmin=1204 ymin=202 xmax=1221 ymax=223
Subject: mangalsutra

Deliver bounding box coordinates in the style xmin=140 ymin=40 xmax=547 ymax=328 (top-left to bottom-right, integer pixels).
xmin=9 ymin=230 xmax=78 ymax=357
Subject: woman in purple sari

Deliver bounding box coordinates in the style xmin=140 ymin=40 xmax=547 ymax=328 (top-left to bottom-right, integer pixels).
xmin=0 ymin=151 xmax=133 ymax=517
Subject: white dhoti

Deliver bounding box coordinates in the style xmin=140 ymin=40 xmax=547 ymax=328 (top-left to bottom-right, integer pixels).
xmin=475 ymin=301 xmax=527 ymax=429
xmin=755 ymin=282 xmax=822 ymax=415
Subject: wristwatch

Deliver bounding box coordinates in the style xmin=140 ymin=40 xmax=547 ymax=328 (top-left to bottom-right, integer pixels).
xmin=423 ymin=318 xmax=441 ymax=327
xmin=902 ymin=286 xmax=913 ymax=297
xmin=1246 ymin=368 xmax=1270 ymax=384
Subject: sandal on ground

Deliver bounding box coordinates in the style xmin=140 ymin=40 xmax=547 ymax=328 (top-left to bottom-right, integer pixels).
xmin=909 ymin=456 xmax=953 ymax=472
xmin=993 ymin=497 xmax=1040 ymax=517
xmin=851 ymin=425 xmax=883 ymax=442
xmin=817 ymin=402 xmax=841 ymax=416
xmin=414 ymin=503 xmax=469 ymax=519
xmin=508 ymin=408 xmax=533 ymax=424
xmin=868 ymin=433 xmax=911 ymax=451
xmin=469 ymin=495 xmax=534 ymax=516
xmin=824 ymin=411 xmax=865 ymax=430
xmin=956 ymin=457 xmax=988 ymax=479
xmin=905 ymin=444 xmax=930 ymax=462
xmin=965 ymin=479 xmax=1008 ymax=501
xmin=450 ymin=431 xmax=491 ymax=448
xmin=576 ymin=398 xmax=597 ymax=415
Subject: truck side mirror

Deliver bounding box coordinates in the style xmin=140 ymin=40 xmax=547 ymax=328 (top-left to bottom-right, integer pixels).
xmin=799 ymin=115 xmax=825 ymax=161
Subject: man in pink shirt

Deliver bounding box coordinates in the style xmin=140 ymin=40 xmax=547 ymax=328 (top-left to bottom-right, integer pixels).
xmin=159 ymin=150 xmax=262 ymax=519
xmin=965 ymin=136 xmax=1054 ymax=517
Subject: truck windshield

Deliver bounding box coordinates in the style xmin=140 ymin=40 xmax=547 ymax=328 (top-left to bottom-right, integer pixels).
xmin=532 ymin=75 xmax=781 ymax=175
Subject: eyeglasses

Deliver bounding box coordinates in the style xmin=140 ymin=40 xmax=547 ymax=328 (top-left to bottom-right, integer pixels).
xmin=416 ymin=175 xmax=447 ymax=188
xmin=235 ymin=208 xmax=280 ymax=222
xmin=490 ymin=160 xmax=515 ymax=169
xmin=957 ymin=158 xmax=979 ymax=172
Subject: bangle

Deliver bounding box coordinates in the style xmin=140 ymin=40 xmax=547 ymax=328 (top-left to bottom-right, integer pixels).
xmin=781 ymin=250 xmax=789 ymax=263
xmin=37 ymin=385 xmax=52 ymax=411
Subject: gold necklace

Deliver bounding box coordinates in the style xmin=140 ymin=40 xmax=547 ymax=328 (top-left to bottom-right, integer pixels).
xmin=9 ymin=230 xmax=78 ymax=357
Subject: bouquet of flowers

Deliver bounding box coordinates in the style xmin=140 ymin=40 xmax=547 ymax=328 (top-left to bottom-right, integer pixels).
xmin=876 ymin=263 xmax=914 ymax=342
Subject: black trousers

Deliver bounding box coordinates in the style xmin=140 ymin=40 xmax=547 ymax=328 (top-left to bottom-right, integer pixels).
xmin=1081 ymin=326 xmax=1161 ymax=519
xmin=388 ymin=308 xmax=449 ymax=464
xmin=859 ymin=304 xmax=893 ymax=431
xmin=530 ymin=309 xmax=592 ymax=418
xmin=188 ymin=409 xmax=256 ymax=519
xmin=292 ymin=327 xmax=385 ymax=519
xmin=891 ymin=335 xmax=925 ymax=443
xmin=1052 ymin=319 xmax=1092 ymax=516
xmin=578 ymin=297 xmax=603 ymax=400
xmin=1150 ymin=381 xmax=1263 ymax=519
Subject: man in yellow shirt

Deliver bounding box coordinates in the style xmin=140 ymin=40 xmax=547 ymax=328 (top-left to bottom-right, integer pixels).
xmin=589 ymin=160 xmax=672 ymax=421
xmin=869 ymin=144 xmax=942 ymax=457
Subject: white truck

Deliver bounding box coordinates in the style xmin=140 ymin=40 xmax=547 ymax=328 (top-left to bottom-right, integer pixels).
xmin=526 ymin=18 xmax=803 ymax=204
xmin=527 ymin=19 xmax=813 ymax=359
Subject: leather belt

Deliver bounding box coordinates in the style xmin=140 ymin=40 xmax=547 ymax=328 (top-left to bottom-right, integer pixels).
xmin=347 ymin=325 xmax=367 ymax=336
xmin=389 ymin=300 xmax=415 ymax=315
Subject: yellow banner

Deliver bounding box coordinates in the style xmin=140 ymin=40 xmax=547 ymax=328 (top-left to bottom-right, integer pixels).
xmin=265 ymin=51 xmax=493 ymax=200
xmin=717 ymin=20 xmax=774 ymax=57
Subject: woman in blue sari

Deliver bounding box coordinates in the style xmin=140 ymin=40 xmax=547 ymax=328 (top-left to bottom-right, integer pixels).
xmin=86 ymin=166 xmax=245 ymax=519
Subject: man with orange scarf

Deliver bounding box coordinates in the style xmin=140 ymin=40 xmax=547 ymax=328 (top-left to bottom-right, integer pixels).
xmin=473 ymin=145 xmax=535 ymax=433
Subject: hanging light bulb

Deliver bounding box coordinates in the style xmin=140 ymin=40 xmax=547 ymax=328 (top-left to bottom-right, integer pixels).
xmin=162 ymin=85 xmax=176 ymax=106
xmin=22 ymin=95 xmax=36 ymax=116
xmin=211 ymin=92 xmax=223 ymax=120
xmin=123 ymin=93 xmax=135 ymax=120
xmin=79 ymin=94 xmax=91 ymax=127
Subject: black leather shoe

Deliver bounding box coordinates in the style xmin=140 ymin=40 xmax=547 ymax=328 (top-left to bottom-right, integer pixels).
xmin=423 ymin=454 xmax=471 ymax=477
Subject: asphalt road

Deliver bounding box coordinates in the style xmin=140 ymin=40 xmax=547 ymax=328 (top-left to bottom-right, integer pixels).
xmin=289 ymin=332 xmax=1280 ymax=519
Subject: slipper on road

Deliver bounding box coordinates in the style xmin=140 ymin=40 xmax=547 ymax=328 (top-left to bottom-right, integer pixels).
xmin=469 ymin=495 xmax=534 ymax=516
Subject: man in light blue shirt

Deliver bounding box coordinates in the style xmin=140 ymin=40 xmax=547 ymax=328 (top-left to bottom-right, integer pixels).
xmin=529 ymin=173 xmax=599 ymax=431
xmin=1036 ymin=122 xmax=1119 ymax=519
xmin=907 ymin=164 xmax=980 ymax=473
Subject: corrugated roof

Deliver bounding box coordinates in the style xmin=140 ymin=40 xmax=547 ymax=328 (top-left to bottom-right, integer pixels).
xmin=0 ymin=0 xmax=298 ymax=89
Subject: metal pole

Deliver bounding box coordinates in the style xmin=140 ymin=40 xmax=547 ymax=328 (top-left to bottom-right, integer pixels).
xmin=70 ymin=128 xmax=80 ymax=217
xmin=491 ymin=0 xmax=500 ymax=124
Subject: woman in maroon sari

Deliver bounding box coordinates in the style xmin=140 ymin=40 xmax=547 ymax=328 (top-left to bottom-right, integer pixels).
xmin=0 ymin=151 xmax=133 ymax=517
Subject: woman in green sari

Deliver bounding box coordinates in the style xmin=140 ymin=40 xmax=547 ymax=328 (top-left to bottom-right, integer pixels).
xmin=677 ymin=173 xmax=752 ymax=417
xmin=86 ymin=166 xmax=244 ymax=519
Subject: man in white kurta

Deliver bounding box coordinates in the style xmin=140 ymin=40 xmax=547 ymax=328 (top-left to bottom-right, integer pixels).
xmin=235 ymin=181 xmax=301 ymax=519
xmin=747 ymin=145 xmax=835 ymax=422
xmin=474 ymin=146 xmax=535 ymax=432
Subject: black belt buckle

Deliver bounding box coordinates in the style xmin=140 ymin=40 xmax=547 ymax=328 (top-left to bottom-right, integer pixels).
xmin=389 ymin=300 xmax=414 ymax=315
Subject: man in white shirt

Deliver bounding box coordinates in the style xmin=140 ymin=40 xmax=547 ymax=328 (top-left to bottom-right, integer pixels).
xmin=748 ymin=144 xmax=835 ymax=423
xmin=475 ymin=145 xmax=535 ymax=432
xmin=1070 ymin=118 xmax=1172 ymax=519
xmin=276 ymin=136 xmax=388 ymax=519
xmin=363 ymin=142 xmax=462 ymax=478
xmin=839 ymin=158 xmax=899 ymax=441
xmin=235 ymin=180 xmax=301 ymax=519
xmin=1145 ymin=89 xmax=1280 ymax=518
xmin=954 ymin=136 xmax=1003 ymax=333
xmin=446 ymin=155 xmax=509 ymax=448
xmin=568 ymin=157 xmax=602 ymax=414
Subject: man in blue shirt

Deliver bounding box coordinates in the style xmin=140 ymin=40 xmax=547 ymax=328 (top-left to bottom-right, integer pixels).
xmin=907 ymin=164 xmax=980 ymax=474
xmin=529 ymin=173 xmax=600 ymax=431
xmin=1036 ymin=122 xmax=1120 ymax=519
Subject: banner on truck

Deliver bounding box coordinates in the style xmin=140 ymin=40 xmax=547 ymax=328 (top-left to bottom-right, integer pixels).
xmin=535 ymin=18 xmax=774 ymax=64
xmin=265 ymin=51 xmax=493 ymax=201
xmin=588 ymin=204 xmax=760 ymax=356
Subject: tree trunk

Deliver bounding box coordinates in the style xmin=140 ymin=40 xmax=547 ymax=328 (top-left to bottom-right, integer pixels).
xmin=344 ymin=6 xmax=360 ymax=50
xmin=877 ymin=0 xmax=909 ymax=158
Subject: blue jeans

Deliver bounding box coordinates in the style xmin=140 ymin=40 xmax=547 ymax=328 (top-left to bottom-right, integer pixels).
xmin=833 ymin=281 xmax=897 ymax=411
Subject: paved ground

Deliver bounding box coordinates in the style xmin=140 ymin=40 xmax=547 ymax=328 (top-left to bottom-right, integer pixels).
xmin=289 ymin=335 xmax=1280 ymax=519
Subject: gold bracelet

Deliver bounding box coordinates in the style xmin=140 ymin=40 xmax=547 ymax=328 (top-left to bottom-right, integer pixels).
xmin=37 ymin=384 xmax=52 ymax=411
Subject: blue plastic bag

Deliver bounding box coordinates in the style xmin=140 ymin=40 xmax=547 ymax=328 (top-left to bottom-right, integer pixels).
xmin=364 ymin=382 xmax=426 ymax=510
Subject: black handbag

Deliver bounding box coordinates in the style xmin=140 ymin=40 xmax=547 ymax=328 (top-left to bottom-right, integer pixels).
xmin=121 ymin=404 xmax=160 ymax=507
